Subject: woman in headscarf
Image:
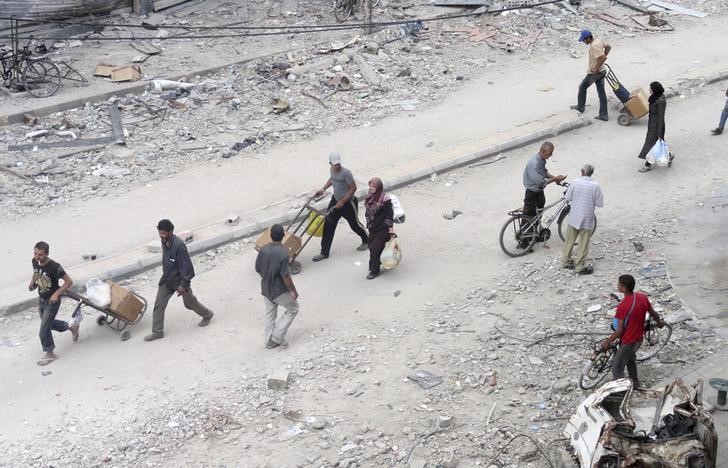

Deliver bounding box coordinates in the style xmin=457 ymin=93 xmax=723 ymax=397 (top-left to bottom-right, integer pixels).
xmin=637 ymin=81 xmax=673 ymax=172
xmin=364 ymin=177 xmax=394 ymax=279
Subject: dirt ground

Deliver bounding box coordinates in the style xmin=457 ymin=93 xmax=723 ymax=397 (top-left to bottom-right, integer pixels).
xmin=1 ymin=1 xmax=728 ymax=467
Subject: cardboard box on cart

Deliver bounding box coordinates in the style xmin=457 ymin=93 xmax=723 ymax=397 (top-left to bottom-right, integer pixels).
xmin=625 ymin=88 xmax=649 ymax=119
xmin=106 ymin=281 xmax=144 ymax=322
xmin=255 ymin=228 xmax=302 ymax=258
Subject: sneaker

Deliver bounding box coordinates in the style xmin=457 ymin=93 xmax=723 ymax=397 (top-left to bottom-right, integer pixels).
xmin=711 ymin=128 xmax=723 ymax=135
xmin=594 ymin=116 xmax=608 ymax=122
xmin=69 ymin=323 xmax=79 ymax=342
xmin=668 ymin=153 xmax=675 ymax=168
xmin=312 ymin=254 xmax=329 ymax=262
xmin=356 ymin=242 xmax=368 ymax=251
xmin=638 ymin=165 xmax=651 ymax=173
xmin=198 ymin=313 xmax=213 ymax=327
xmin=576 ymin=265 xmax=594 ymax=275
xmin=144 ymin=332 xmax=164 ymax=342
xmin=563 ymin=260 xmax=575 ymax=270
xmin=265 ymin=339 xmax=280 ymax=349
xmin=366 ymin=271 xmax=379 ymax=280
xmin=569 ymin=105 xmax=584 ymax=113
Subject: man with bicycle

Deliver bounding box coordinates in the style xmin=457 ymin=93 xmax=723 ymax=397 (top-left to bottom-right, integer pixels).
xmin=521 ymin=141 xmax=566 ymax=248
xmin=602 ymin=274 xmax=665 ymax=388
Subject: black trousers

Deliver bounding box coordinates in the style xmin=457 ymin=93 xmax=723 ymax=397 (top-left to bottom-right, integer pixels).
xmin=320 ymin=196 xmax=368 ymax=256
xmin=523 ymin=189 xmax=545 ymax=218
xmin=368 ymin=228 xmax=389 ymax=274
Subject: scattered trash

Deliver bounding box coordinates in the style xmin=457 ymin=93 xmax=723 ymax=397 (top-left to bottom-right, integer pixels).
xmin=442 ymin=210 xmax=463 ymax=220
xmin=587 ymin=304 xmax=602 ymax=313
xmin=407 ymin=370 xmax=443 ymax=389
xmin=639 ymin=262 xmax=667 ymax=278
xmin=270 ymin=97 xmax=290 ymax=114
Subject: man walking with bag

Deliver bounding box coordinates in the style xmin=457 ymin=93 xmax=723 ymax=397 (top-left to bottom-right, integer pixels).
xmin=255 ymin=224 xmax=300 ymax=348
xmin=570 ymin=29 xmax=610 ymax=122
xmin=561 ymin=163 xmax=604 ymax=275
xmin=144 ymin=219 xmax=214 ymax=341
xmin=312 ymin=152 xmax=368 ymax=262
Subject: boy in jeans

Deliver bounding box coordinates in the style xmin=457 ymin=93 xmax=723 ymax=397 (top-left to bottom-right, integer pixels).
xmin=601 ymin=274 xmax=665 ymax=387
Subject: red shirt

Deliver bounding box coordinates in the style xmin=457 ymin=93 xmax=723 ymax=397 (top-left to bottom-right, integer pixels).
xmin=615 ymin=292 xmax=652 ymax=345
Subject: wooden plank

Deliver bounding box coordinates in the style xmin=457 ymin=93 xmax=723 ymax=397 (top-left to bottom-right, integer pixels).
xmin=647 ymin=0 xmax=707 ymax=17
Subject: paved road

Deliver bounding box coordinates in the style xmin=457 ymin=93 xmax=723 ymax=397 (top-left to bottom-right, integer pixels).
xmin=1 ymin=17 xmax=727 ymax=311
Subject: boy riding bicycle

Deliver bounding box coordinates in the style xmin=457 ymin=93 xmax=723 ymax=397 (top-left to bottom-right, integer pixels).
xmin=601 ymin=274 xmax=665 ymax=388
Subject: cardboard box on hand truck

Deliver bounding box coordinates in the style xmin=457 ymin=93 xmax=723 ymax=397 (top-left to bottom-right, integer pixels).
xmin=106 ymin=281 xmax=144 ymax=322
xmin=625 ymin=88 xmax=649 ymax=119
xmin=254 ymin=228 xmax=302 ymax=259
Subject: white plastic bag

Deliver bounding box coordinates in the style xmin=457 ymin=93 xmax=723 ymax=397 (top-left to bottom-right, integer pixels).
xmin=389 ymin=194 xmax=406 ymax=224
xmin=646 ymin=140 xmax=670 ymax=167
xmin=85 ymin=278 xmax=111 ymax=308
xmin=381 ymin=235 xmax=403 ymax=270
xmin=69 ymin=307 xmax=84 ymax=327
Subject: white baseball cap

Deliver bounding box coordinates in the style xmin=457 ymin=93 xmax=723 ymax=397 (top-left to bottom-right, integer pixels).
xmin=329 ymin=151 xmax=342 ymax=165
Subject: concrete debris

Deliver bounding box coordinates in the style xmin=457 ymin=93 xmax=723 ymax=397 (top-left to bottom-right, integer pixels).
xmin=267 ymin=369 xmax=290 ymax=390
xmin=442 ymin=210 xmax=463 ymax=220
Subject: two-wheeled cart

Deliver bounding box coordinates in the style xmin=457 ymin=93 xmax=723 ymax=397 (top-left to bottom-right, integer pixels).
xmin=255 ymin=196 xmax=328 ymax=275
xmin=604 ymin=64 xmax=649 ymax=126
xmin=64 ymin=287 xmax=147 ymax=342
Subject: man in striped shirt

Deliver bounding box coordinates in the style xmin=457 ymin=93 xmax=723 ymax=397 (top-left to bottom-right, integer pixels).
xmin=561 ymin=163 xmax=604 ymax=275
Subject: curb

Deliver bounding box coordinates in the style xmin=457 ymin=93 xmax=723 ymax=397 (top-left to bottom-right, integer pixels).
xmin=0 ymin=114 xmax=590 ymax=316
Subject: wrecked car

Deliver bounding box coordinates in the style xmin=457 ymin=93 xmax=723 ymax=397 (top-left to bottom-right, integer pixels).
xmin=564 ymin=378 xmax=717 ymax=467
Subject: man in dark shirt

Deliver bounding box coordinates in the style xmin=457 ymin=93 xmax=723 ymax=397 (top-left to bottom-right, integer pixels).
xmin=144 ymin=219 xmax=214 ymax=342
xmin=255 ymin=224 xmax=299 ymax=349
xmin=312 ymin=152 xmax=368 ymax=262
xmin=29 ymin=241 xmax=78 ymax=366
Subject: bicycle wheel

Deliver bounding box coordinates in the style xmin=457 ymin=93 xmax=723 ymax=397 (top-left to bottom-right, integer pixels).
xmin=22 ymin=58 xmax=61 ymax=98
xmin=499 ymin=215 xmax=536 ymax=257
xmin=636 ymin=323 xmax=672 ymax=362
xmin=333 ymin=0 xmax=353 ymax=21
xmin=557 ymin=206 xmax=598 ymax=243
xmin=579 ymin=348 xmax=614 ymax=390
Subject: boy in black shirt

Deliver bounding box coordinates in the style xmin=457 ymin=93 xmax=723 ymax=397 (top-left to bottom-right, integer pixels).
xmin=29 ymin=241 xmax=78 ymax=366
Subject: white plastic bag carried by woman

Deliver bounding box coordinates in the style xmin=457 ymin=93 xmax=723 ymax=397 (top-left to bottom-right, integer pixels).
xmin=646 ymin=139 xmax=670 ymax=167
xmin=381 ymin=235 xmax=403 ymax=270
xmin=389 ymin=194 xmax=406 ymax=224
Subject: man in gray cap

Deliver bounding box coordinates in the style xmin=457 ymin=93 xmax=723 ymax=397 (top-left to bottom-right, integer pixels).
xmin=255 ymin=224 xmax=299 ymax=348
xmin=570 ymin=29 xmax=611 ymax=122
xmin=312 ymin=152 xmax=368 ymax=261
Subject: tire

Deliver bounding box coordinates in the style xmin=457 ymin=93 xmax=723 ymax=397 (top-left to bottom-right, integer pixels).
xmin=557 ymin=206 xmax=597 ymax=243
xmin=499 ymin=215 xmax=536 ymax=257
xmin=333 ymin=0 xmax=352 ymax=21
xmin=22 ymin=58 xmax=61 ymax=98
xmin=617 ymin=114 xmax=631 ymax=126
xmin=290 ymin=260 xmax=302 ymax=275
xmin=121 ymin=329 xmax=132 ymax=341
xmin=96 ymin=315 xmax=107 ymax=326
xmin=579 ymin=348 xmax=614 ymax=390
xmin=636 ymin=323 xmax=672 ymax=362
